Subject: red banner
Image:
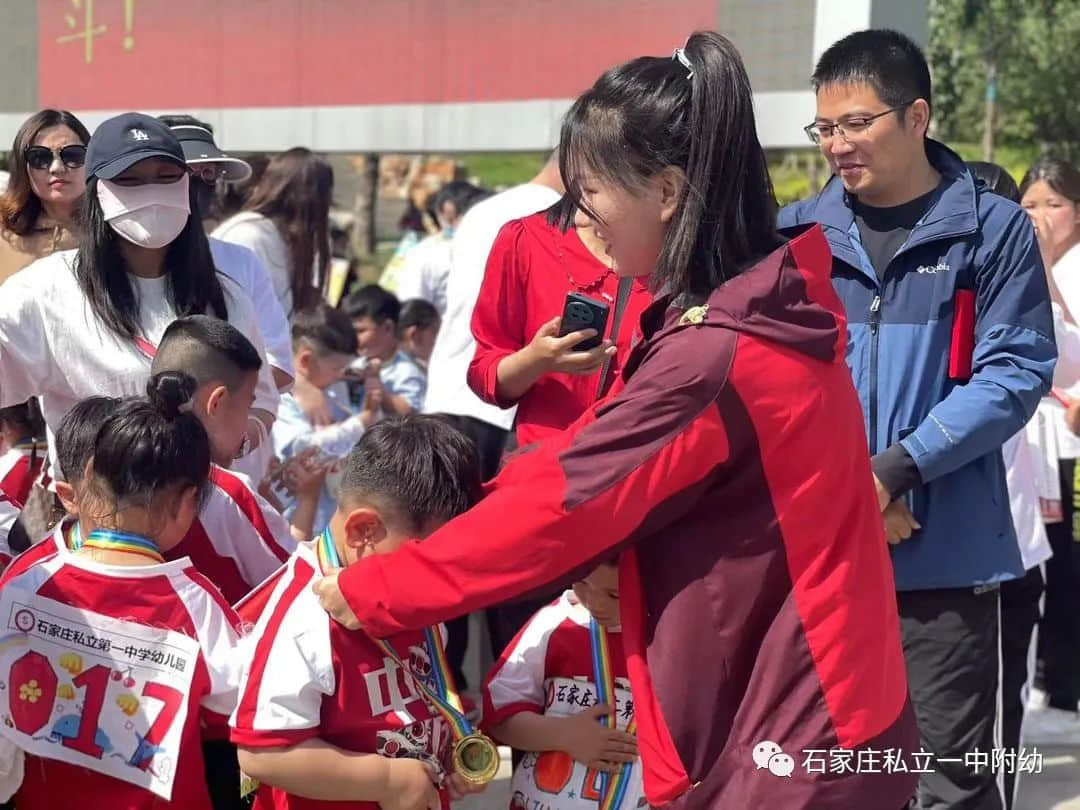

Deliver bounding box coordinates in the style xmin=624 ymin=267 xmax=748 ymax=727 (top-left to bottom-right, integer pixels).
xmin=38 ymin=0 xmax=717 ymax=110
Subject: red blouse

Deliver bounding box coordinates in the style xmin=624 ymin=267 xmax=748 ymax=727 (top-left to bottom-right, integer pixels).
xmin=468 ymin=212 xmax=652 ymax=446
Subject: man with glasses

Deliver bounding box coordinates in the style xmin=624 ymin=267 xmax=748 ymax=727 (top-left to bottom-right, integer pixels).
xmin=780 ymin=29 xmax=1055 ymax=810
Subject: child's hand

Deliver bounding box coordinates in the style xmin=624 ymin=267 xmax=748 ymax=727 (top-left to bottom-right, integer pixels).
xmin=561 ymin=705 xmax=638 ymax=773
xmin=447 ymin=771 xmax=487 ymax=800
xmin=378 ymin=758 xmax=439 ymax=810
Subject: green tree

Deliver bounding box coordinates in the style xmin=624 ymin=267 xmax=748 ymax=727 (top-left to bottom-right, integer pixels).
xmin=929 ymin=0 xmax=1080 ymax=163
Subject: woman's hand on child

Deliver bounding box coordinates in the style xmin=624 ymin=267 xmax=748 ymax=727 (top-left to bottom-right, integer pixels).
xmin=313 ymin=571 xmax=362 ymax=629
xmin=294 ymin=375 xmax=335 ymax=427
xmin=525 ymin=317 xmax=615 ymax=377
xmin=378 ymin=758 xmax=440 ymax=810
xmin=561 ymin=704 xmax=638 ymax=773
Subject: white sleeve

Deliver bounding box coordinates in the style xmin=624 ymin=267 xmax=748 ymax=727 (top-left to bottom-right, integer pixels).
xmin=180 ymin=579 xmax=244 ymax=718
xmin=0 ymin=496 xmax=17 ymax=569
xmin=482 ymin=603 xmax=563 ymax=727
xmin=1052 ymin=303 xmax=1080 ymax=389
xmin=395 ymin=250 xmax=432 ymax=305
xmin=221 ymin=276 xmax=280 ymax=416
xmin=230 ymin=561 xmax=333 ymax=744
xmin=214 ymin=220 xmax=292 ymax=312
xmin=213 ymin=241 xmax=294 ymax=381
xmin=0 ymin=269 xmax=56 ymax=409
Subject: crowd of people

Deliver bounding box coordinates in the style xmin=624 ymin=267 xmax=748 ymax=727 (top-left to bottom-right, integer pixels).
xmin=0 ymin=24 xmax=1075 ymax=810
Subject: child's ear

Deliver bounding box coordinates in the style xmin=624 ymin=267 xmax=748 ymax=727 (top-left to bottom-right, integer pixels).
xmin=205 ymin=384 xmax=229 ymax=417
xmin=55 ymin=481 xmax=78 ymax=516
xmin=342 ymin=507 xmax=386 ymax=551
xmin=296 ymin=347 xmax=314 ymax=375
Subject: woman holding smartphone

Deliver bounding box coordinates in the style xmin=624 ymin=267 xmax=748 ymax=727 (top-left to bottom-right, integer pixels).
xmin=316 ymin=32 xmax=918 ymax=810
xmin=468 ymin=198 xmax=653 ymax=449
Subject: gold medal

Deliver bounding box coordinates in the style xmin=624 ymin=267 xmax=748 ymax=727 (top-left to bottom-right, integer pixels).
xmin=452 ymin=732 xmax=500 ymax=785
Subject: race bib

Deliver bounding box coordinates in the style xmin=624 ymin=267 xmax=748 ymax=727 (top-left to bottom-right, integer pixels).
xmin=0 ymin=590 xmax=198 ymax=800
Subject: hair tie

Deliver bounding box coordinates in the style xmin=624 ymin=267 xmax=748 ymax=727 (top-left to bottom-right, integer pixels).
xmin=672 ymin=47 xmax=694 ymax=79
xmin=178 ymin=399 xmax=194 ymax=414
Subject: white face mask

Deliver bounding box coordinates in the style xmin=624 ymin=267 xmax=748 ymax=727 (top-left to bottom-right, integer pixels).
xmin=97 ymin=174 xmax=191 ymax=249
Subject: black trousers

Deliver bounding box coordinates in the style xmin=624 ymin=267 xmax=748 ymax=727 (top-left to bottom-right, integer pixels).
xmin=439 ymin=414 xmax=510 ymax=686
xmin=1035 ymin=458 xmax=1080 ymax=709
xmin=999 ymin=567 xmax=1044 ymax=810
xmin=899 ymin=586 xmax=1003 ymax=810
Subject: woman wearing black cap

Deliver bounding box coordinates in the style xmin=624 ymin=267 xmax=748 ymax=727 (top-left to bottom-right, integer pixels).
xmin=0 ymin=112 xmax=279 ymax=471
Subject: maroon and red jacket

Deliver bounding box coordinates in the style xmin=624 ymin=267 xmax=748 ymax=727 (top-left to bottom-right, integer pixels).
xmin=338 ymin=224 xmax=918 ymax=809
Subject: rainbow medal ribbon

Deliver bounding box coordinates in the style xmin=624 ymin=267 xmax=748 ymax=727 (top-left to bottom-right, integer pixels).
xmin=316 ymin=529 xmax=499 ymax=785
xmin=80 ymin=529 xmax=165 ymax=563
xmin=591 ymin=617 xmax=636 ymax=810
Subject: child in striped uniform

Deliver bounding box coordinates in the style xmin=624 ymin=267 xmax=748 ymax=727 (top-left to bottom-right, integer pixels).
xmin=482 ymin=562 xmax=644 ymax=810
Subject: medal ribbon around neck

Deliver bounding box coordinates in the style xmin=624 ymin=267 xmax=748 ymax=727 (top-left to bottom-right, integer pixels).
xmin=316 ymin=528 xmax=497 ymax=782
xmin=591 ymin=617 xmax=637 ymax=810
xmin=80 ymin=529 xmax=165 ymax=564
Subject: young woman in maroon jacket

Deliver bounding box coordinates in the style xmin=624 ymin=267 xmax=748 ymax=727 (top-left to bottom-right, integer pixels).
xmin=314 ymin=31 xmax=918 ymax=810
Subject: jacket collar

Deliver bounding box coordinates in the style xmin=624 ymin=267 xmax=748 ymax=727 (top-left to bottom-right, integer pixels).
xmin=803 ymin=139 xmax=979 ymax=271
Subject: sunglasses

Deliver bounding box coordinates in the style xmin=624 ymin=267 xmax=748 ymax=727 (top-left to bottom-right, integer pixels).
xmin=25 ymin=144 xmax=87 ymax=171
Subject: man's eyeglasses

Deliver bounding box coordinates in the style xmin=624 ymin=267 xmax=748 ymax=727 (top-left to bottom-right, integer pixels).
xmin=190 ymin=164 xmax=227 ymax=184
xmin=25 ymin=144 xmax=87 ymax=171
xmin=803 ymin=102 xmax=914 ymax=145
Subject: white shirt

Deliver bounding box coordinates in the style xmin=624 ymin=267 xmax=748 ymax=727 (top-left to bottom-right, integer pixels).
xmin=423 ymin=183 xmax=561 ymax=428
xmin=0 ymin=249 xmax=279 ymax=471
xmin=396 ymin=232 xmax=453 ymax=314
xmin=1003 ymin=431 xmax=1053 ymax=570
xmin=213 ymin=212 xmax=293 ymax=316
xmin=210 ymin=238 xmax=294 ymax=380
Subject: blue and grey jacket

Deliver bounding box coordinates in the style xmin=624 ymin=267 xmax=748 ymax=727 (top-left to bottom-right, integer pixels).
xmin=779 ymin=140 xmax=1056 ymax=591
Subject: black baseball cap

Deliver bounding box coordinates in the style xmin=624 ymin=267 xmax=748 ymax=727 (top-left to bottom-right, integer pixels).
xmin=85 ymin=112 xmax=187 ymax=181
xmin=164 ymin=123 xmax=253 ymax=183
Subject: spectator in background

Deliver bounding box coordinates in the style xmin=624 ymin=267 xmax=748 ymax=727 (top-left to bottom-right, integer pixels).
xmin=398 ymin=298 xmax=440 ymax=371
xmin=396 ymin=180 xmax=489 ymax=314
xmin=468 ymin=196 xmax=652 ymax=449
xmin=214 ymin=147 xmax=333 ymax=317
xmin=1020 ymin=157 xmax=1080 ymax=724
xmin=341 ymin=285 xmax=426 ymax=415
xmin=424 ymin=156 xmax=563 ymax=481
xmin=156 ymin=115 xmax=252 ymax=231
xmin=0 ymin=109 xmax=90 ymax=285
xmin=969 ymin=160 xmax=1053 ymax=810
xmin=379 ymin=186 xmax=440 ymax=294
xmin=781 ymin=30 xmax=1055 ymax=810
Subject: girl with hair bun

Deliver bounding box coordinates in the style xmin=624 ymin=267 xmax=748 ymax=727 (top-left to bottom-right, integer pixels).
xmin=0 ymin=371 xmax=242 ymax=810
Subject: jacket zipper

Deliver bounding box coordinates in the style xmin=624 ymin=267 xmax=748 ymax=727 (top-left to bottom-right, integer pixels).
xmin=869 ymin=294 xmax=881 ymax=454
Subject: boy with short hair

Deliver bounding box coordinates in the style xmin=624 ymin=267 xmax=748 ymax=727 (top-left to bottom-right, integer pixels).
xmin=273 ymin=304 xmax=382 ymax=537
xmin=150 ymin=315 xmax=295 ymax=603
xmin=342 ymin=285 xmax=426 ymax=415
xmin=231 ymin=415 xmax=485 ymax=809
xmin=482 ymin=561 xmax=642 ymax=810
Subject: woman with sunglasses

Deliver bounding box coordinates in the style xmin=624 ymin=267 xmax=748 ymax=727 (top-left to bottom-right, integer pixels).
xmin=0 ymin=109 xmax=90 ymax=286
xmin=0 ymin=112 xmax=279 ymax=478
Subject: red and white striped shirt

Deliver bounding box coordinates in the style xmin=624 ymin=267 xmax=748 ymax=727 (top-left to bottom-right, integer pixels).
xmin=3 ymin=550 xmax=242 ymax=810
xmin=1 ymin=467 xmax=293 ymax=606
xmin=482 ymin=591 xmax=642 ymax=810
xmin=0 ymin=443 xmax=45 ymax=569
xmin=231 ymin=541 xmax=452 ymax=810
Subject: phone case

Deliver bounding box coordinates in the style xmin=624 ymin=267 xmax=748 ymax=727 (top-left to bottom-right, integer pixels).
xmin=559 ymin=293 xmax=610 ymax=351
xmin=949 ymin=289 xmax=976 ymax=381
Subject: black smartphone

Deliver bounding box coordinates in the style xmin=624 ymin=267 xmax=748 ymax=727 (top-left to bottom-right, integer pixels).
xmin=558 ymin=292 xmax=610 ymax=351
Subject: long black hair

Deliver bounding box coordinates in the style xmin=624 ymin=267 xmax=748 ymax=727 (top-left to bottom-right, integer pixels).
xmin=559 ymin=30 xmax=781 ymax=298
xmin=87 ymin=372 xmax=211 ymax=512
xmin=75 ymin=176 xmax=228 ymax=342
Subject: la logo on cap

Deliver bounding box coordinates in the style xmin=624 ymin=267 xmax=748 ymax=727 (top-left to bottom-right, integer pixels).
xmin=130 ymin=129 xmax=150 ymax=141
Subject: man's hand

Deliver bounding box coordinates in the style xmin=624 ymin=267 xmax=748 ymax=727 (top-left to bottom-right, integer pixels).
xmin=873 ymin=475 xmax=891 ymax=512
xmin=313 ymin=571 xmax=362 ymax=630
xmin=883 ymin=500 xmax=921 ymax=545
xmin=560 ymin=705 xmax=638 ymax=773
